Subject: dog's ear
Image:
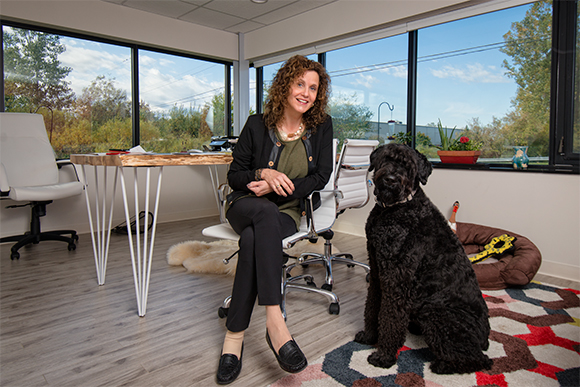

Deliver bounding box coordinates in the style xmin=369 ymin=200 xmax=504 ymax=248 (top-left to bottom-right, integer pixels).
xmin=368 ymin=145 xmax=382 ymax=172
xmin=414 ymin=149 xmax=433 ymax=185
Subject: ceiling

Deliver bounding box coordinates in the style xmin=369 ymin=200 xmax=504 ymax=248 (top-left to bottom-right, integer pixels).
xmin=102 ymin=0 xmax=339 ymax=34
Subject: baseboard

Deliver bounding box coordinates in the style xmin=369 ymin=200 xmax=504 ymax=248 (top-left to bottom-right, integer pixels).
xmin=537 ymin=259 xmax=580 ymax=283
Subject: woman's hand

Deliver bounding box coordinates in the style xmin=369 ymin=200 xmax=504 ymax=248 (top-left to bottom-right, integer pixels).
xmin=254 ymin=169 xmax=295 ymax=197
xmin=247 ymin=181 xmax=271 ymax=197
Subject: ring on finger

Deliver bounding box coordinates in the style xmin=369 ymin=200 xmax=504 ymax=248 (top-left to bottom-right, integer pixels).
xmin=276 ymin=184 xmax=281 ymax=188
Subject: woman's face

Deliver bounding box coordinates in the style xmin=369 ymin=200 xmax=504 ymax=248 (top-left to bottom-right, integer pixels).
xmin=285 ymin=70 xmax=319 ymax=116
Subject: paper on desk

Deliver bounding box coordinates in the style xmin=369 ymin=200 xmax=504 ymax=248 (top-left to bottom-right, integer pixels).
xmin=128 ymin=145 xmax=153 ymax=154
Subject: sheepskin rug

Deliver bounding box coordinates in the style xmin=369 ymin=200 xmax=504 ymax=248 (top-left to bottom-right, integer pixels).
xmin=166 ymin=238 xmax=337 ymax=277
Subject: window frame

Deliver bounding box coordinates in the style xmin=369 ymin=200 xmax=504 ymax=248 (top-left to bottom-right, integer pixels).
xmin=550 ymin=0 xmax=579 ymax=166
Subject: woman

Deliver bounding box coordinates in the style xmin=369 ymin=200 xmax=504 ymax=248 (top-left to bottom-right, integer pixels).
xmin=216 ymin=55 xmax=333 ymax=384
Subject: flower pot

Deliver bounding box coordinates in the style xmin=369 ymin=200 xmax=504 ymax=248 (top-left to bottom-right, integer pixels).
xmin=437 ymin=150 xmax=481 ymax=164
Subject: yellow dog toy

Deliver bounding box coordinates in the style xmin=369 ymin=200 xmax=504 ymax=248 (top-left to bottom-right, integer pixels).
xmin=469 ymin=234 xmax=517 ymax=264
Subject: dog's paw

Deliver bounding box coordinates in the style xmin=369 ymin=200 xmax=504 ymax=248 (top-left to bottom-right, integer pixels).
xmin=430 ymin=356 xmax=493 ymax=375
xmin=367 ymin=351 xmax=397 ymax=369
xmin=354 ymin=330 xmax=378 ymax=345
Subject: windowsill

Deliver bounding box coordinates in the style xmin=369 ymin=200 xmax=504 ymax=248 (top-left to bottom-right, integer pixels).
xmin=432 ymin=162 xmax=579 ymax=175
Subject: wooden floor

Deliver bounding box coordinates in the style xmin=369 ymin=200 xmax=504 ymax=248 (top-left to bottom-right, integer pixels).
xmin=1 ymin=217 xmax=578 ymax=387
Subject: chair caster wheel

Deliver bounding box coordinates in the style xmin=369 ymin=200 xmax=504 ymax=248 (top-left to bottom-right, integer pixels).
xmin=322 ymin=283 xmax=333 ymax=291
xmin=68 ymin=243 xmax=76 ymax=251
xmin=306 ymin=280 xmax=316 ymax=287
xmin=366 ymin=273 xmax=370 ymax=283
xmin=329 ymin=303 xmax=340 ymax=315
xmin=347 ymin=264 xmax=355 ymax=268
xmin=10 ymin=251 xmax=20 ymax=260
xmin=73 ymin=235 xmax=79 ymax=242
xmin=218 ymin=307 xmax=229 ymax=319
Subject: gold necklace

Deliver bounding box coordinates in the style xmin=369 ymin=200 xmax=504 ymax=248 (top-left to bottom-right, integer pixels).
xmin=277 ymin=123 xmax=304 ymax=142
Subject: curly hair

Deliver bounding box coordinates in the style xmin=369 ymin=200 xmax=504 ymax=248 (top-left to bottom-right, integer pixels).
xmin=263 ymin=55 xmax=331 ymax=133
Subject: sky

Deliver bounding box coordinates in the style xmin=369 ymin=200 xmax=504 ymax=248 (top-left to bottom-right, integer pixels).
xmin=56 ymin=3 xmax=531 ymax=130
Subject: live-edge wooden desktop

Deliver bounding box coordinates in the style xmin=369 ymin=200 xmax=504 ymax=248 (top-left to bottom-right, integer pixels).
xmin=71 ymin=152 xmax=233 ymax=316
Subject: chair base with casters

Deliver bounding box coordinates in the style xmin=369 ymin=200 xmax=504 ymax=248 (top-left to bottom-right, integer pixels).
xmin=202 ymin=223 xmax=340 ymax=320
xmin=0 ymin=200 xmax=78 ymax=260
xmin=292 ymin=229 xmax=370 ymax=291
xmin=0 ymin=198 xmax=80 ymax=261
xmin=217 ymin=254 xmax=340 ymax=319
xmin=1 ymin=112 xmax=83 ymax=261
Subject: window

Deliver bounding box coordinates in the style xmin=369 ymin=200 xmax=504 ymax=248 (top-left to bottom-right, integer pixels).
xmin=138 ymin=49 xmax=226 ymax=153
xmin=326 ymin=34 xmax=408 ymax=145
xmin=3 ymin=26 xmax=131 ymax=158
xmin=2 ymin=24 xmax=230 ymax=158
xmin=260 ymin=0 xmax=578 ymax=169
xmin=417 ymin=3 xmax=552 ymax=165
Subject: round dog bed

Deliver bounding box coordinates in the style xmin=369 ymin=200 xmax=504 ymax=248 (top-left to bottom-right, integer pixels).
xmin=456 ymin=222 xmax=542 ymax=290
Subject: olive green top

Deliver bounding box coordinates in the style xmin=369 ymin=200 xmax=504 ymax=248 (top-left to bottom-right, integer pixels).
xmin=276 ymin=131 xmax=308 ymax=229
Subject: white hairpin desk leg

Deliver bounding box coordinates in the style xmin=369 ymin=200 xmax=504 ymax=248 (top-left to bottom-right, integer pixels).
xmin=80 ymin=164 xmax=118 ymax=286
xmin=119 ymin=166 xmax=163 ymax=317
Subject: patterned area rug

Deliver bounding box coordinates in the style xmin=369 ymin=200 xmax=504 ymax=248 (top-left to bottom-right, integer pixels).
xmin=270 ymin=282 xmax=580 ymax=387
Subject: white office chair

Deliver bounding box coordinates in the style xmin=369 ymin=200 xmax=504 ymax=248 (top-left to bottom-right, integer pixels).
xmin=0 ymin=112 xmax=83 ymax=260
xmin=293 ymin=139 xmax=379 ymax=291
xmin=202 ymin=140 xmax=341 ymax=318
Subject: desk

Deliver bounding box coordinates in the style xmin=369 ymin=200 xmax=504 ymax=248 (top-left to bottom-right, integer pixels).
xmin=71 ymin=153 xmax=233 ymax=316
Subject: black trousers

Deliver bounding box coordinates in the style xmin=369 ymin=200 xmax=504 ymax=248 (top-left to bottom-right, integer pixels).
xmin=225 ymin=196 xmax=297 ymax=332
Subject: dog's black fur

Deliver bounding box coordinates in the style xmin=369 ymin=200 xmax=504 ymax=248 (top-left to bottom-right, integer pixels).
xmin=354 ymin=143 xmax=493 ymax=374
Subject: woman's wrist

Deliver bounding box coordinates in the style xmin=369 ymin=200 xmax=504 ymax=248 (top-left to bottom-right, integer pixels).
xmin=255 ymin=168 xmax=263 ymax=181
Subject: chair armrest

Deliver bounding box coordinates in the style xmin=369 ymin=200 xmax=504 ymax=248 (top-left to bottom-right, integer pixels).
xmin=0 ymin=162 xmax=9 ymax=194
xmin=303 ymin=188 xmax=342 ymax=237
xmin=56 ymin=159 xmax=82 ymax=183
xmin=217 ymin=183 xmax=232 ymax=223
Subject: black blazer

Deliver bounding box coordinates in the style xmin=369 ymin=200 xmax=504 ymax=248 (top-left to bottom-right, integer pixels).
xmin=227 ymin=114 xmax=334 ymax=206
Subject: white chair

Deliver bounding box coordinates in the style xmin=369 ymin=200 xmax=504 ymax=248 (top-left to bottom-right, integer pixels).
xmin=294 ymin=139 xmax=379 ymax=291
xmin=0 ymin=113 xmax=83 ymax=260
xmin=202 ymin=140 xmax=341 ymax=317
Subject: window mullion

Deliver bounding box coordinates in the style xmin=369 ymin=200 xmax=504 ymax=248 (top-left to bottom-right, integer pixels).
xmin=551 ymin=0 xmax=578 ymax=165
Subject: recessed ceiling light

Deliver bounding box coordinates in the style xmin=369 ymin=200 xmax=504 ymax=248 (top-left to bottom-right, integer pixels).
xmin=251 ymin=0 xmax=268 ymax=3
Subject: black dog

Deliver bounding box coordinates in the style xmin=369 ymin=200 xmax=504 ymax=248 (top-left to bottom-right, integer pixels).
xmin=354 ymin=143 xmax=493 ymax=374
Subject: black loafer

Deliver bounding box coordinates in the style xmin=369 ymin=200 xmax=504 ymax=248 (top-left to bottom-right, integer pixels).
xmin=266 ymin=331 xmax=307 ymax=373
xmin=216 ymin=345 xmax=243 ymax=385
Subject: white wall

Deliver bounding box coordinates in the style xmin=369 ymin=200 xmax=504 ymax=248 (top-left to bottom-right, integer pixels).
xmin=332 ymin=168 xmax=580 ymax=283
xmin=0 ymin=164 xmax=229 ymax=241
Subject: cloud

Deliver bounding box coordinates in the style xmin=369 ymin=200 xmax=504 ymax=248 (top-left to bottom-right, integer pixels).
xmin=350 ymin=73 xmax=377 ymax=89
xmin=379 ymin=65 xmax=407 ymax=79
xmin=60 ymin=40 xmax=131 ymax=94
xmin=430 ymin=63 xmax=508 ymax=83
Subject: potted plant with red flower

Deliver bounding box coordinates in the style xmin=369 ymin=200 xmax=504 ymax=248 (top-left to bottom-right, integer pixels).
xmin=436 ymin=119 xmax=482 ymax=164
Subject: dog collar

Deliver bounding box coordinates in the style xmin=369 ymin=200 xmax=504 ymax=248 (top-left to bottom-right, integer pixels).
xmin=376 ymin=190 xmax=416 ymax=208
